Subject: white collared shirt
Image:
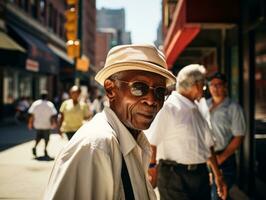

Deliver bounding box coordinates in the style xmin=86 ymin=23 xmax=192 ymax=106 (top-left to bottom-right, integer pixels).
xmin=44 ymin=107 xmax=156 ymax=200
xmin=145 ymin=91 xmax=214 ymax=164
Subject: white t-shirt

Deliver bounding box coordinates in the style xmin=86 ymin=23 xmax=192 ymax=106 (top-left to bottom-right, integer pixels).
xmin=145 ymin=91 xmax=214 ymax=164
xmin=28 ymin=99 xmax=57 ymax=129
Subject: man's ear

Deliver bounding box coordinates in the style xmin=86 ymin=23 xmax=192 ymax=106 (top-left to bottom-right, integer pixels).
xmin=104 ymin=79 xmax=116 ymax=101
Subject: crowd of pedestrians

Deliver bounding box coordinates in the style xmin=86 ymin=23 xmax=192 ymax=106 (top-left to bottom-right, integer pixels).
xmin=21 ymin=85 xmax=105 ymax=158
xmin=18 ymin=44 xmax=246 ymax=200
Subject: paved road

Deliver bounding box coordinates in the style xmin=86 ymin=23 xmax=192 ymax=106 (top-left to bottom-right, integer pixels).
xmin=0 ymin=133 xmax=68 ymax=199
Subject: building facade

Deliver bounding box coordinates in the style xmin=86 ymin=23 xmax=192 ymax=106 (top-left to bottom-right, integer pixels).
xmin=0 ymin=0 xmax=96 ymax=121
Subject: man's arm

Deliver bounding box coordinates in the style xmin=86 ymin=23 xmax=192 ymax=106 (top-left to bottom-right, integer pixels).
xmin=148 ymin=145 xmax=157 ymax=188
xmin=28 ymin=114 xmax=34 ymax=130
xmin=50 ymin=115 xmax=58 ymax=129
xmin=216 ymin=136 xmax=244 ymax=165
xmin=57 ymin=112 xmax=64 ymax=136
xmin=207 ymin=147 xmax=227 ymax=200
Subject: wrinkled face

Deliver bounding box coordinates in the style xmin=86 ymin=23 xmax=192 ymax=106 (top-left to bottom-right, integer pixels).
xmin=208 ymin=78 xmax=227 ymax=98
xmin=105 ymin=70 xmax=167 ymax=130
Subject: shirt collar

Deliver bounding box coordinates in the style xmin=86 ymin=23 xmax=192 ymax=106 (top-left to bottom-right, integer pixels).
xmin=207 ymin=96 xmax=230 ymax=109
xmin=171 ymin=91 xmax=197 ymax=109
xmin=103 ymin=107 xmax=151 ymax=157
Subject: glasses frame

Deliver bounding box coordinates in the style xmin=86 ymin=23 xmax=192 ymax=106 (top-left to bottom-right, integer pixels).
xmin=112 ymin=79 xmax=168 ymax=100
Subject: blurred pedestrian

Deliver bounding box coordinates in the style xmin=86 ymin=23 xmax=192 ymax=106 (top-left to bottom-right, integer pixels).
xmin=207 ymin=72 xmax=246 ymax=200
xmin=145 ymin=64 xmax=227 ymax=200
xmin=15 ymin=96 xmax=30 ymax=123
xmin=91 ymin=95 xmax=104 ymax=115
xmin=58 ymin=85 xmax=91 ymax=140
xmin=43 ymin=44 xmax=176 ymax=200
xmin=28 ymin=90 xmax=57 ymax=157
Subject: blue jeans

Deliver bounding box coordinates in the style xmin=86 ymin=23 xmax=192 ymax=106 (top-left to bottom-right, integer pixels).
xmin=211 ymin=154 xmax=236 ymax=200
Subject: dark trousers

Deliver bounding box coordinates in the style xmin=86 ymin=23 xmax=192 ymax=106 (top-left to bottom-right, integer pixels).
xmin=157 ymin=159 xmax=211 ymax=200
xmin=36 ymin=129 xmax=50 ymax=142
xmin=211 ymin=154 xmax=236 ymax=200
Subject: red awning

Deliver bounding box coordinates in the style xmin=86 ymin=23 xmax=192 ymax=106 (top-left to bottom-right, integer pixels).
xmin=163 ymin=0 xmax=239 ymax=69
xmin=164 ymin=0 xmax=200 ymax=68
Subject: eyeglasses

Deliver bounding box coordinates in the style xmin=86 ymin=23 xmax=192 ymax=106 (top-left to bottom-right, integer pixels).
xmin=208 ymin=82 xmax=224 ymax=88
xmin=113 ymin=79 xmax=167 ymax=100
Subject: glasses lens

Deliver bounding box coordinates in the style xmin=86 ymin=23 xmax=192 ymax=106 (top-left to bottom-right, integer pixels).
xmin=155 ymin=87 xmax=167 ymax=100
xmin=130 ymin=82 xmax=149 ymax=96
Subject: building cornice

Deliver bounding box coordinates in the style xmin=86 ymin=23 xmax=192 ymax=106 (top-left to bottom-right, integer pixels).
xmin=6 ymin=3 xmax=66 ymax=49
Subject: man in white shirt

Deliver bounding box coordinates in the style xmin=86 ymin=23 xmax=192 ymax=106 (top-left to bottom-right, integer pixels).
xmin=146 ymin=64 xmax=227 ymax=200
xmin=44 ymin=44 xmax=176 ymax=200
xmin=28 ymin=90 xmax=57 ymax=157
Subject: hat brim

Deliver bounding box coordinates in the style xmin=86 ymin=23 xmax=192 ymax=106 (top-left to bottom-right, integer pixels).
xmin=95 ymin=61 xmax=176 ymax=87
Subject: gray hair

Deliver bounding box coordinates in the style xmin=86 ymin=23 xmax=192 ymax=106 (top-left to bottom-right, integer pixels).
xmin=176 ymin=64 xmax=206 ymax=91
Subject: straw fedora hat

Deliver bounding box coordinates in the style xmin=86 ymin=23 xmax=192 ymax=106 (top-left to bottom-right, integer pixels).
xmin=95 ymin=44 xmax=176 ymax=87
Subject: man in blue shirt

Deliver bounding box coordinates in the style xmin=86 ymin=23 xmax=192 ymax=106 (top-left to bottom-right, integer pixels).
xmin=207 ymin=72 xmax=246 ymax=200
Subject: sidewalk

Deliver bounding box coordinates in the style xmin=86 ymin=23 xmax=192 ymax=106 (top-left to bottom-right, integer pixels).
xmin=0 ymin=134 xmax=68 ymax=199
xmin=0 ymin=123 xmax=251 ymax=200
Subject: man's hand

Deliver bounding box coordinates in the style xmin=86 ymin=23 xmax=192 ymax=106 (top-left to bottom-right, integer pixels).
xmin=148 ymin=164 xmax=157 ymax=188
xmin=216 ymin=154 xmax=226 ymax=165
xmin=28 ymin=122 xmax=33 ymax=130
xmin=215 ymin=175 xmax=227 ymax=200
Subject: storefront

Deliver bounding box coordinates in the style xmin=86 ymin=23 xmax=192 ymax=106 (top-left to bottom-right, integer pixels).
xmin=0 ymin=24 xmax=59 ymax=120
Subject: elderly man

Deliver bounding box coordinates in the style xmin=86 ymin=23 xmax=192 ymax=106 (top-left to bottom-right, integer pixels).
xmin=44 ymin=44 xmax=176 ymax=200
xmin=207 ymin=72 xmax=246 ymax=200
xmin=146 ymin=64 xmax=227 ymax=200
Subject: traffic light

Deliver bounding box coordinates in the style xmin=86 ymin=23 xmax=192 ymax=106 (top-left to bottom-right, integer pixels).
xmin=65 ymin=8 xmax=77 ymax=41
xmin=66 ymin=40 xmax=80 ymax=59
xmin=65 ymin=0 xmax=79 ymax=58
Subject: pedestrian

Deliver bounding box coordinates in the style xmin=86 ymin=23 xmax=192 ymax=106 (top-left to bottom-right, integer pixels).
xmin=91 ymin=94 xmax=104 ymax=115
xmin=145 ymin=64 xmax=227 ymax=200
xmin=28 ymin=90 xmax=57 ymax=157
xmin=43 ymin=44 xmax=176 ymax=200
xmin=15 ymin=96 xmax=30 ymax=123
xmin=207 ymin=72 xmax=246 ymax=200
xmin=58 ymin=85 xmax=91 ymax=140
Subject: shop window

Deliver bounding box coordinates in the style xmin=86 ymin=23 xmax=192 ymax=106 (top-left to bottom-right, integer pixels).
xmin=39 ymin=76 xmax=47 ymax=93
xmin=3 ymin=72 xmax=16 ymax=104
xmin=19 ymin=75 xmax=32 ymax=99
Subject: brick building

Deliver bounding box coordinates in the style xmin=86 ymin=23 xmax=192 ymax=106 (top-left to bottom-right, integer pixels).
xmin=0 ymin=0 xmax=96 ymax=120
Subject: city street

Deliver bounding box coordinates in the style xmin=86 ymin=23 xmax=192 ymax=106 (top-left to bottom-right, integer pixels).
xmin=0 ymin=123 xmax=252 ymax=200
xmin=0 ymin=123 xmax=68 ymax=199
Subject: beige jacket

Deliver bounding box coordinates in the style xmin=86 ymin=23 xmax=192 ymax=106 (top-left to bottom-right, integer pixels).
xmin=44 ymin=107 xmax=156 ymax=200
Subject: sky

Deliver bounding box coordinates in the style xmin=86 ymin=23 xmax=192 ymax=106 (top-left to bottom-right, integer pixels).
xmin=96 ymin=0 xmax=162 ymax=44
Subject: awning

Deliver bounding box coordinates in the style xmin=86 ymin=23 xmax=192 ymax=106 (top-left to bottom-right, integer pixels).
xmin=9 ymin=26 xmax=59 ymax=74
xmin=47 ymin=43 xmax=74 ymax=65
xmin=0 ymin=30 xmax=26 ymax=66
xmin=164 ymin=0 xmax=200 ymax=68
xmin=0 ymin=31 xmax=25 ymax=52
xmin=163 ymin=0 xmax=239 ymax=69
